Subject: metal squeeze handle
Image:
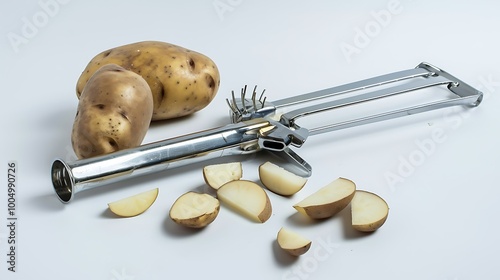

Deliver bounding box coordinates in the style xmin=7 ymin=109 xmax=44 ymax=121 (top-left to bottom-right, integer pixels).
xmin=51 ymin=119 xmax=271 ymax=203
xmin=280 ymin=63 xmax=483 ymax=135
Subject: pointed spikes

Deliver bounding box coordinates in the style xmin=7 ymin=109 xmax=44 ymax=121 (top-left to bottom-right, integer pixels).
xmin=226 ymin=98 xmax=237 ymax=113
xmin=252 ymin=85 xmax=258 ymax=110
xmin=259 ymin=89 xmax=266 ymax=103
xmin=241 ymin=85 xmax=248 ymax=113
xmin=228 ymin=85 xmax=268 ymax=121
xmin=260 ymin=88 xmax=267 ymax=108
xmin=231 ymin=90 xmax=243 ymax=114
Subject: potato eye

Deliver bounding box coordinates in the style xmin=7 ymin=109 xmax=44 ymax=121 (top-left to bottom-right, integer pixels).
xmin=119 ymin=111 xmax=130 ymax=122
xmin=102 ymin=50 xmax=112 ymax=57
xmin=188 ymin=58 xmax=196 ymax=70
xmin=107 ymin=138 xmax=118 ymax=149
xmin=205 ymin=74 xmax=215 ymax=89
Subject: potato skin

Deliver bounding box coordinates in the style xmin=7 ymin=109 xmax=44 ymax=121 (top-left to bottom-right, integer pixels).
xmin=72 ymin=64 xmax=153 ymax=159
xmin=171 ymin=206 xmax=220 ymax=229
xmin=352 ymin=215 xmax=388 ymax=232
xmin=282 ymin=244 xmax=312 ymax=257
xmin=76 ymin=41 xmax=220 ymax=121
xmin=295 ymin=192 xmax=355 ymax=219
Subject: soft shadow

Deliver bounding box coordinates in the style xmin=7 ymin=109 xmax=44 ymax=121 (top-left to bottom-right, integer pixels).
xmin=161 ymin=214 xmax=206 ymax=238
xmin=272 ymin=240 xmax=298 ymax=267
xmin=192 ymin=183 xmax=216 ymax=197
xmin=72 ymin=161 xmax=198 ymax=203
xmin=30 ymin=193 xmax=66 ymax=212
xmin=148 ymin=112 xmax=230 ymax=130
xmin=148 ymin=114 xmax=196 ymax=128
xmin=41 ymin=106 xmax=78 ymax=161
xmin=286 ymin=212 xmax=330 ymax=227
xmin=73 ymin=174 xmax=163 ymax=203
xmin=99 ymin=208 xmax=119 ymax=219
xmin=340 ymin=204 xmax=374 ymax=240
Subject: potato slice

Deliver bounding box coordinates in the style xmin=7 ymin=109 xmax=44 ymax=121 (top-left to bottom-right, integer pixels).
xmin=293 ymin=177 xmax=356 ymax=219
xmin=277 ymin=227 xmax=312 ymax=256
xmin=108 ymin=188 xmax=159 ymax=217
xmin=351 ymin=190 xmax=389 ymax=232
xmin=169 ymin=191 xmax=220 ymax=228
xmin=203 ymin=162 xmax=242 ymax=190
xmin=217 ymin=180 xmax=272 ymax=223
xmin=259 ymin=161 xmax=307 ymax=196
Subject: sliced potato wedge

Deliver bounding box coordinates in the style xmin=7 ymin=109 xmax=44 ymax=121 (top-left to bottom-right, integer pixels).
xmin=108 ymin=188 xmax=159 ymax=217
xmin=217 ymin=180 xmax=272 ymax=223
xmin=351 ymin=190 xmax=389 ymax=232
xmin=203 ymin=162 xmax=243 ymax=190
xmin=259 ymin=161 xmax=307 ymax=196
xmin=293 ymin=177 xmax=356 ymax=219
xmin=277 ymin=227 xmax=312 ymax=256
xmin=169 ymin=191 xmax=220 ymax=228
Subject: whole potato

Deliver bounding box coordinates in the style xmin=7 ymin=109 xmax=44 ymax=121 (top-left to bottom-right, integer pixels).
xmin=76 ymin=41 xmax=220 ymax=121
xmin=72 ymin=64 xmax=153 ymax=159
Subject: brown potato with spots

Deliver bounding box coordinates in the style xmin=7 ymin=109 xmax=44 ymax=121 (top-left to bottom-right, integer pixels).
xmin=72 ymin=64 xmax=153 ymax=159
xmin=76 ymin=41 xmax=220 ymax=121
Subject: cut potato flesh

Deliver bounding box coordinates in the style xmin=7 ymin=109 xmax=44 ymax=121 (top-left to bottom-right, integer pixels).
xmin=277 ymin=227 xmax=312 ymax=256
xmin=293 ymin=177 xmax=356 ymax=219
xmin=169 ymin=191 xmax=220 ymax=228
xmin=108 ymin=188 xmax=159 ymax=217
xmin=351 ymin=190 xmax=389 ymax=232
xmin=217 ymin=180 xmax=272 ymax=223
xmin=259 ymin=161 xmax=307 ymax=196
xmin=203 ymin=162 xmax=242 ymax=190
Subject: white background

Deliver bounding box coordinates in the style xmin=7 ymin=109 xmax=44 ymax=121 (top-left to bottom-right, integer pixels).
xmin=1 ymin=0 xmax=499 ymax=279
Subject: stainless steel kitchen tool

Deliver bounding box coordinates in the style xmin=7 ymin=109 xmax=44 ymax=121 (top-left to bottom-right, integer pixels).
xmin=51 ymin=62 xmax=482 ymax=203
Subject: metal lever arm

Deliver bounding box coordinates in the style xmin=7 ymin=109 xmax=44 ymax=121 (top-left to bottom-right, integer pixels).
xmin=273 ymin=67 xmax=432 ymax=108
xmin=279 ymin=62 xmax=483 ymax=135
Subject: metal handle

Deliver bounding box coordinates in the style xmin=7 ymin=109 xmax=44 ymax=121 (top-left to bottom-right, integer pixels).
xmin=278 ymin=62 xmax=483 ymax=135
xmin=51 ymin=119 xmax=270 ymax=203
xmin=272 ymin=67 xmax=431 ymax=108
xmin=226 ymin=62 xmax=482 ymax=129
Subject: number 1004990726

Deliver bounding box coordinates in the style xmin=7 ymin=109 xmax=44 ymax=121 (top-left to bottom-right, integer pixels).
xmin=7 ymin=162 xmax=17 ymax=216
